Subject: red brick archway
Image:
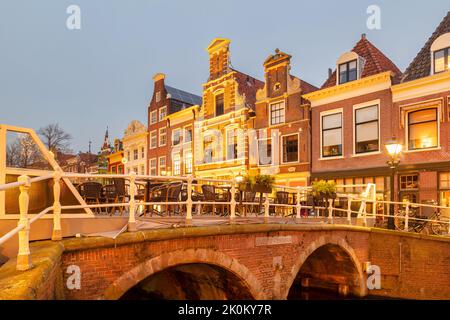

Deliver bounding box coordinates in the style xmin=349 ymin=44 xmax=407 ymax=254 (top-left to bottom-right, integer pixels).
xmin=103 ymin=248 xmax=266 ymax=300
xmin=284 ymin=235 xmax=367 ymax=298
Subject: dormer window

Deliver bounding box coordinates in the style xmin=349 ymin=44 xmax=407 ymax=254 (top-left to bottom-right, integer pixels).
xmin=338 ymin=60 xmax=357 ymax=84
xmin=433 ymin=47 xmax=449 ymax=74
xmin=431 ymin=33 xmax=450 ymax=74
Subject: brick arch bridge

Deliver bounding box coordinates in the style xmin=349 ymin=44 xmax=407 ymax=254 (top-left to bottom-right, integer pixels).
xmin=55 ymin=224 xmax=450 ymax=300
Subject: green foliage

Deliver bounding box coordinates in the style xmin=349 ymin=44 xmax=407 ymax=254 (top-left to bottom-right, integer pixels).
xmin=238 ymin=175 xmax=255 ymax=192
xmin=312 ymin=180 xmax=337 ymax=199
xmin=255 ymin=174 xmax=275 ymax=190
xmin=238 ymin=174 xmax=275 ymax=192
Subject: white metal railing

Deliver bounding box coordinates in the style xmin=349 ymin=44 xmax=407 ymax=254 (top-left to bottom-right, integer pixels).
xmin=0 ymin=172 xmax=449 ymax=272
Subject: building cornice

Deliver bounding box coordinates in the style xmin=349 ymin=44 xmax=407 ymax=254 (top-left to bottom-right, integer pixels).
xmin=303 ymin=71 xmax=393 ymax=107
xmin=392 ymin=70 xmax=450 ymax=102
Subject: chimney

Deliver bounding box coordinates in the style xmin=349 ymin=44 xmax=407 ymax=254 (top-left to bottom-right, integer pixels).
xmin=361 ymin=33 xmax=366 ymax=40
xmin=328 ymin=68 xmax=332 ymax=77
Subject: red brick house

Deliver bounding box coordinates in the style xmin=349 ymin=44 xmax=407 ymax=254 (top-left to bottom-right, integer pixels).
xmin=250 ymin=49 xmax=317 ymax=187
xmin=147 ymin=73 xmax=202 ymax=176
xmin=391 ymin=12 xmax=450 ymax=208
xmin=304 ymin=34 xmax=402 ymax=201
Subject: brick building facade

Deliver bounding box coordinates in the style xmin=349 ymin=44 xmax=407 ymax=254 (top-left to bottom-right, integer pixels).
xmin=146 ymin=12 xmax=450 ymax=207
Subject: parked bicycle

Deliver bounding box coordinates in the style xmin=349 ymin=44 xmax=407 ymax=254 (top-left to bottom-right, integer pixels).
xmin=394 ymin=202 xmax=449 ymax=235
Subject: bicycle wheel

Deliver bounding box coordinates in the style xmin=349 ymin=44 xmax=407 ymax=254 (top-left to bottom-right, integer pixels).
xmin=431 ymin=218 xmax=449 ymax=235
xmin=394 ymin=210 xmax=406 ymax=231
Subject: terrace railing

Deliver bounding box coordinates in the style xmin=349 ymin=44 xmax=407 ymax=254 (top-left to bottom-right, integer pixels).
xmin=1 ymin=172 xmax=449 ymax=272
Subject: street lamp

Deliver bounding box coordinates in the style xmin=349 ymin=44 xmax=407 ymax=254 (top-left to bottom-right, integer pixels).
xmin=235 ymin=173 xmax=244 ymax=184
xmin=385 ymin=137 xmax=403 ymax=230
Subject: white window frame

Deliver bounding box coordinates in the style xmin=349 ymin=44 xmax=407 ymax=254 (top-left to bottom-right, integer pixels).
xmin=158 ymin=156 xmax=166 ymax=175
xmin=150 ymin=110 xmax=157 ymax=125
xmin=155 ymin=91 xmax=161 ymax=103
xmin=320 ymin=108 xmax=344 ymax=160
xmin=352 ymin=100 xmax=381 ymax=157
xmin=141 ymin=146 xmax=145 ymax=159
xmin=269 ymin=100 xmax=285 ymax=126
xmin=184 ymin=149 xmax=193 ymax=174
xmin=281 ymin=133 xmax=299 ymax=164
xmin=150 ymin=130 xmax=157 ymax=149
xmin=183 ymin=125 xmax=193 ymax=144
xmin=172 ymin=152 xmax=181 ymax=176
xmin=405 ymin=106 xmax=440 ymax=152
xmin=225 ymin=127 xmax=238 ymax=160
xmin=150 ymin=158 xmax=157 ymax=176
xmin=159 ymin=106 xmax=167 ymax=122
xmin=159 ymin=127 xmax=167 ymax=147
xmin=172 ymin=128 xmax=182 ymax=146
xmin=133 ymin=148 xmax=139 ymax=160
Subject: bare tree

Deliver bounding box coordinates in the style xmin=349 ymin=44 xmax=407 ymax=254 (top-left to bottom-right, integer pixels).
xmin=6 ymin=134 xmax=43 ymax=168
xmin=38 ymin=123 xmax=72 ymax=153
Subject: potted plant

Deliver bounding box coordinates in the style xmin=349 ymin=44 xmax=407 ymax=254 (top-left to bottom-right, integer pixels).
xmin=254 ymin=174 xmax=275 ymax=194
xmin=237 ymin=175 xmax=255 ymax=192
xmin=311 ymin=180 xmax=337 ymax=211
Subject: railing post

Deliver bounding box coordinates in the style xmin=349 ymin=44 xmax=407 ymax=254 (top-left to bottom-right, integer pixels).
xmin=230 ymin=180 xmax=236 ymax=223
xmin=127 ymin=172 xmax=137 ymax=232
xmin=51 ymin=171 xmax=62 ymax=240
xmin=296 ymin=187 xmax=301 ymax=219
xmin=17 ymin=175 xmax=32 ymax=271
xmin=404 ymin=202 xmax=409 ymax=232
xmin=347 ymin=197 xmax=352 ymax=225
xmin=327 ymin=199 xmax=333 ymax=224
xmin=264 ymin=193 xmax=270 ymax=222
xmin=186 ymin=175 xmax=193 ymax=223
xmin=362 ymin=199 xmax=367 ymax=226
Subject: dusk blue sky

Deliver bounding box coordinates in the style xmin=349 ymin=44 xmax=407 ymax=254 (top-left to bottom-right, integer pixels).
xmin=1 ymin=1 xmax=449 ymax=153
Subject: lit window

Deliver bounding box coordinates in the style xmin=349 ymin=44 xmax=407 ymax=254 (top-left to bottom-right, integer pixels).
xmin=150 ymin=111 xmax=157 ymax=125
xmin=184 ymin=151 xmax=193 ymax=174
xmin=215 ymin=93 xmax=224 ymax=116
xmin=159 ymin=157 xmax=166 ymax=175
xmin=159 ymin=106 xmax=167 ymax=121
xmin=400 ymin=174 xmax=419 ymax=190
xmin=338 ymin=60 xmax=357 ymax=84
xmin=355 ymin=105 xmax=379 ymax=153
xmin=150 ymin=131 xmax=157 ymax=149
xmin=150 ymin=158 xmax=157 ymax=176
xmin=258 ymin=139 xmax=272 ymax=165
xmin=322 ymin=112 xmax=342 ymax=157
xmin=172 ymin=129 xmax=181 ymax=146
xmin=282 ymin=134 xmax=298 ymax=163
xmin=159 ymin=127 xmax=166 ymax=146
xmin=133 ymin=149 xmax=138 ymax=160
xmin=434 ymin=47 xmax=449 ymax=73
xmin=226 ymin=129 xmax=238 ymax=160
xmin=270 ymin=102 xmax=285 ymax=125
xmin=440 ymin=173 xmax=450 ymax=189
xmin=173 ymin=153 xmax=181 ymax=175
xmin=408 ymin=108 xmax=438 ymax=150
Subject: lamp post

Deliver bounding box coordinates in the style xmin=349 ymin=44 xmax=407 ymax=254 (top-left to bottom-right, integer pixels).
xmin=385 ymin=137 xmax=403 ymax=230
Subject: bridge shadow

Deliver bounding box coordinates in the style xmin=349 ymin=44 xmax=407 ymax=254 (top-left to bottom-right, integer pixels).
xmin=119 ymin=263 xmax=254 ymax=300
xmin=287 ymin=243 xmax=363 ymax=299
